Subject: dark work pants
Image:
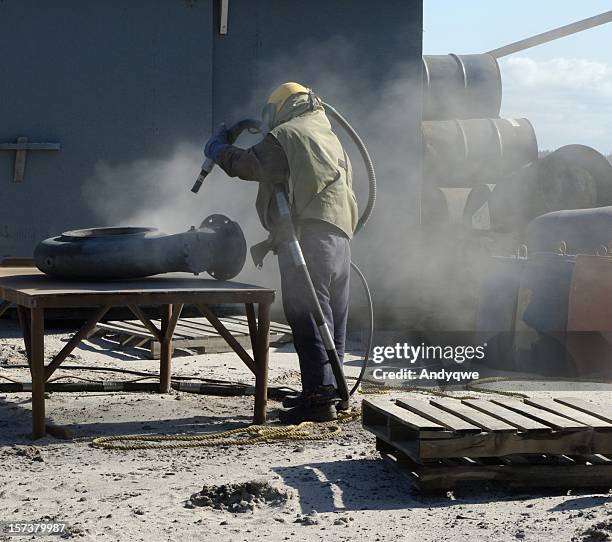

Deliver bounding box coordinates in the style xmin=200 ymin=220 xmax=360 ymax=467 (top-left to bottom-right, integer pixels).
xmin=277 ymin=221 xmax=351 ymax=394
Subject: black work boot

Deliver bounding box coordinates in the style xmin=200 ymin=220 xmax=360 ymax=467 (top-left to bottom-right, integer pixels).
xmin=278 ymin=386 xmax=338 ymax=424
xmin=283 ymin=393 xmax=349 ymax=411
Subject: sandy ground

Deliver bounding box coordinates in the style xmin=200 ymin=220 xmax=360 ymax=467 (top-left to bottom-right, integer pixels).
xmin=0 ymin=319 xmax=610 ymax=542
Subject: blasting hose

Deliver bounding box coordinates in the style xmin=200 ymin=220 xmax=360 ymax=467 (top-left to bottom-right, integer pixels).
xmin=322 ymin=102 xmax=376 ymax=233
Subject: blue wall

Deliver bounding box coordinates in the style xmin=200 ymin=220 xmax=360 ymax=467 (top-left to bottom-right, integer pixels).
xmin=0 ymin=0 xmax=422 ymax=257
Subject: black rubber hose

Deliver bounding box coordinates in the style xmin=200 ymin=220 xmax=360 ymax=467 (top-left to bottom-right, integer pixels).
xmin=322 ymin=102 xmax=376 ymax=233
xmin=321 ymin=103 xmax=377 ymax=394
xmin=349 ymin=262 xmax=374 ymax=396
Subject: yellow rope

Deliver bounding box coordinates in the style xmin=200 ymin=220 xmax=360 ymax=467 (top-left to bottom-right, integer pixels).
xmin=92 ymin=408 xmax=360 ymax=450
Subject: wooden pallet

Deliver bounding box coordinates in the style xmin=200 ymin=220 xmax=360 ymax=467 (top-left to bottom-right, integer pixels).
xmin=93 ymin=315 xmax=292 ymax=359
xmin=362 ymin=395 xmax=612 ymax=492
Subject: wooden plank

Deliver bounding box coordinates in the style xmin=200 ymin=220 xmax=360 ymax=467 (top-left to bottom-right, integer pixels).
xmin=491 ymin=399 xmax=588 ymax=432
xmin=96 ymin=322 xmax=152 ymax=339
xmin=417 ymin=463 xmax=612 ymax=491
xmin=381 ymin=446 xmax=612 ymax=492
xmin=0 ymin=257 xmax=35 ymax=267
xmin=0 ymin=268 xmax=276 ymax=309
xmin=555 ymin=398 xmax=612 ymax=424
xmin=0 ymin=141 xmax=61 ymax=151
xmin=525 ymin=398 xmax=612 ymax=430
xmin=150 ymin=335 xmax=253 ymax=357
xmin=462 ymin=399 xmax=552 ymax=432
xmin=103 ymin=317 xmax=285 ymax=342
xmin=172 ymin=318 xmax=246 ymax=337
xmin=395 ymin=398 xmax=481 ymax=433
xmin=103 ymin=319 xmax=195 ymax=339
xmin=120 ymin=335 xmax=139 ymax=347
xmin=226 ymin=314 xmax=292 ymax=334
xmin=569 ymin=454 xmax=612 ymax=465
xmin=418 ymin=428 xmax=612 ymax=459
xmin=430 ymin=398 xmax=517 ymax=433
xmin=362 ymin=398 xmax=449 ymax=435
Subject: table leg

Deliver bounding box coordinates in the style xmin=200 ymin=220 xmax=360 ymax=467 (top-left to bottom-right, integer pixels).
xmin=16 ymin=306 xmax=32 ymax=365
xmin=245 ymin=303 xmax=257 ymax=352
xmin=253 ymin=302 xmax=271 ymax=425
xmin=159 ymin=305 xmax=172 ymax=393
xmin=30 ymin=308 xmax=45 ymax=439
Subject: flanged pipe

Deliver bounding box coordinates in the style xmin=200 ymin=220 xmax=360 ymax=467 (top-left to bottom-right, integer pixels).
xmin=34 ymin=213 xmax=246 ymax=280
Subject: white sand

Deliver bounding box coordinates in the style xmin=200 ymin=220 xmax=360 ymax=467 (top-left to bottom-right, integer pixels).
xmin=0 ymin=320 xmax=610 ymax=541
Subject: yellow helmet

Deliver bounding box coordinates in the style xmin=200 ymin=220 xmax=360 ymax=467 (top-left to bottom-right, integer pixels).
xmin=262 ymin=82 xmax=310 ymax=128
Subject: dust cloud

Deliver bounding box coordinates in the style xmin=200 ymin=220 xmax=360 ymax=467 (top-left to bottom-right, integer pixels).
xmin=83 ymin=36 xmax=424 ymax=324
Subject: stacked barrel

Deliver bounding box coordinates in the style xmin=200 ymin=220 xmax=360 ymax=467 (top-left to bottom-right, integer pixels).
xmin=420 ymin=53 xmax=612 ymax=379
xmin=421 ymin=53 xmax=537 ymax=231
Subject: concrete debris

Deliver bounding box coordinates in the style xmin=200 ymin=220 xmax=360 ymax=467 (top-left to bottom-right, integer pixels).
xmin=294 ymin=511 xmax=319 ymax=525
xmin=0 ymin=343 xmax=27 ymax=365
xmin=186 ymin=480 xmax=290 ymax=513
xmin=15 ymin=445 xmax=44 ymax=462
xmin=575 ymin=521 xmax=612 ymax=542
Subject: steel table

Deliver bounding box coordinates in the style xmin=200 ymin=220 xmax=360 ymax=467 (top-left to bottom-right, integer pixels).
xmin=0 ymin=268 xmax=275 ymax=438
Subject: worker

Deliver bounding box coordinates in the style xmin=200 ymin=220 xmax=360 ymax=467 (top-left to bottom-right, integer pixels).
xmin=203 ymin=82 xmax=358 ymax=423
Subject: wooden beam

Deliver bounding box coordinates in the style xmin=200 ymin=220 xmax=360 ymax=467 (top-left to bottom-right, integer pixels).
xmin=196 ymin=304 xmax=256 ymax=374
xmin=16 ymin=305 xmax=31 ymax=366
xmin=128 ymin=305 xmax=163 ymax=342
xmin=245 ymin=303 xmax=257 ymax=352
xmin=44 ymin=306 xmax=111 ymax=381
xmin=30 ymin=308 xmax=46 ymax=439
xmin=164 ymin=303 xmax=183 ymax=342
xmin=253 ymin=302 xmax=270 ymax=425
xmin=0 ymin=300 xmax=12 ymax=319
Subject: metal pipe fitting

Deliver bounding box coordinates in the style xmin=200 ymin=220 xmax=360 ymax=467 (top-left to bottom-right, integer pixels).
xmin=34 ymin=213 xmax=246 ymax=280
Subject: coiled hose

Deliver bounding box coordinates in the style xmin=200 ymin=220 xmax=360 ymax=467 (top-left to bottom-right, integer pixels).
xmin=322 ymin=102 xmax=376 ymax=234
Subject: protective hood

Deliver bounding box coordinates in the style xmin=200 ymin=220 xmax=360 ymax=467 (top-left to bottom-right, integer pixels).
xmin=263 ymin=91 xmax=324 ymax=129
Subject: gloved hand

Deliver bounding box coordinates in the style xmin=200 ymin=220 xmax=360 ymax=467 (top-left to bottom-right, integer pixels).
xmin=204 ymin=123 xmax=229 ymax=161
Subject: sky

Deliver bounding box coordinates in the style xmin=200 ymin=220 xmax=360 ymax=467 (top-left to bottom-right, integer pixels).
xmin=423 ymin=1 xmax=612 ymax=154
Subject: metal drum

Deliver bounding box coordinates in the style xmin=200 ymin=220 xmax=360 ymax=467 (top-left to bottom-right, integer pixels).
xmin=490 ymin=146 xmax=605 ymax=233
xmin=526 ymin=206 xmax=612 ymax=255
xmin=422 ymin=118 xmax=537 ymax=188
xmin=423 ymin=54 xmax=502 ymax=120
xmin=544 ymin=145 xmax=612 ymax=206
